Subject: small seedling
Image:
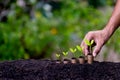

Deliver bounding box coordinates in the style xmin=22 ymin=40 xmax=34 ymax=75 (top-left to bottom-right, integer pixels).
xmin=84 ymin=39 xmax=94 ymax=64
xmin=69 ymin=48 xmax=77 ymax=53
xmin=84 ymin=39 xmax=94 ymax=54
xmin=56 ymin=53 xmax=61 ymax=60
xmin=69 ymin=48 xmax=77 ymax=58
xmin=76 ymin=45 xmax=82 ymax=52
xmin=76 ymin=45 xmax=84 ymax=56
xmin=55 ymin=53 xmax=61 ymax=63
xmin=62 ymin=51 xmax=68 ymax=57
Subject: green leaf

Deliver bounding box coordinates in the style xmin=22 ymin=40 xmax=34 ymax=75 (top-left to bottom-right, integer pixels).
xmin=90 ymin=40 xmax=94 ymax=45
xmin=62 ymin=52 xmax=68 ymax=56
xmin=74 ymin=48 xmax=77 ymax=52
xmin=84 ymin=39 xmax=91 ymax=46
xmin=76 ymin=45 xmax=82 ymax=52
xmin=69 ymin=48 xmax=76 ymax=53
xmin=56 ymin=53 xmax=60 ymax=58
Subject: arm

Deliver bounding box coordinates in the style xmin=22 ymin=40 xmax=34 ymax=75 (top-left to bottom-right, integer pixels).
xmin=103 ymin=0 xmax=120 ymax=39
xmin=81 ymin=0 xmax=120 ymax=57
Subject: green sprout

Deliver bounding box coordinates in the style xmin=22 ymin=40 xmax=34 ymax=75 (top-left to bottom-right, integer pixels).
xmin=76 ymin=45 xmax=83 ymax=56
xmin=76 ymin=45 xmax=82 ymax=52
xmin=62 ymin=51 xmax=68 ymax=57
xmin=84 ymin=39 xmax=94 ymax=53
xmin=56 ymin=53 xmax=61 ymax=60
xmin=69 ymin=48 xmax=77 ymax=53
xmin=69 ymin=48 xmax=77 ymax=57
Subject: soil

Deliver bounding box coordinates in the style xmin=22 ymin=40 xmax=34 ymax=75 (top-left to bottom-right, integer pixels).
xmin=0 ymin=59 xmax=120 ymax=80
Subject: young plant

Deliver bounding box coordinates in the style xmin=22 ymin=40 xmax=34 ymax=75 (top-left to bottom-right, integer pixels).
xmin=55 ymin=53 xmax=61 ymax=60
xmin=69 ymin=48 xmax=77 ymax=57
xmin=62 ymin=51 xmax=69 ymax=64
xmin=84 ymin=39 xmax=94 ymax=54
xmin=62 ymin=51 xmax=68 ymax=57
xmin=76 ymin=45 xmax=83 ymax=56
xmin=76 ymin=45 xmax=85 ymax=64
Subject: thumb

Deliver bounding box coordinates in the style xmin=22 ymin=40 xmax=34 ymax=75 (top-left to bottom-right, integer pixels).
xmin=93 ymin=43 xmax=102 ymax=57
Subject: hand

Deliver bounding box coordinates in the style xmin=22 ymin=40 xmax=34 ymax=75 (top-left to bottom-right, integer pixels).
xmin=81 ymin=30 xmax=110 ymax=57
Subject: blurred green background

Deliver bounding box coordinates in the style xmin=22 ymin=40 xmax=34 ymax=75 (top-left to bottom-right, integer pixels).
xmin=0 ymin=0 xmax=119 ymax=61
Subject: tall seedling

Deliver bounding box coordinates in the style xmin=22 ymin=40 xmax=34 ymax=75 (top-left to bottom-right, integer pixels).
xmin=84 ymin=39 xmax=94 ymax=54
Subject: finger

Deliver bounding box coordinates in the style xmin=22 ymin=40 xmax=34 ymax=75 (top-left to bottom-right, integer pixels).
xmin=93 ymin=42 xmax=102 ymax=57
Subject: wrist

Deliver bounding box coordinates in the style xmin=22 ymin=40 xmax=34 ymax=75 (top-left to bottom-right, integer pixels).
xmin=102 ymin=26 xmax=114 ymax=42
xmin=103 ymin=24 xmax=117 ymax=37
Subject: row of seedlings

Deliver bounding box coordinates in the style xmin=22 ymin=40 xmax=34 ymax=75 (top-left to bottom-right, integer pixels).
xmin=55 ymin=40 xmax=94 ymax=64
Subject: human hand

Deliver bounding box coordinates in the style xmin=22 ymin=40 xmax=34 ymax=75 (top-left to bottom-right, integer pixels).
xmin=81 ymin=30 xmax=110 ymax=57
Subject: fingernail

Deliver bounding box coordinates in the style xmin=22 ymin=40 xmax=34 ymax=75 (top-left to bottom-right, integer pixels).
xmin=93 ymin=53 xmax=96 ymax=57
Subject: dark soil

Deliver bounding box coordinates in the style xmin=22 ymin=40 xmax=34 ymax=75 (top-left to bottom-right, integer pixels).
xmin=0 ymin=59 xmax=120 ymax=80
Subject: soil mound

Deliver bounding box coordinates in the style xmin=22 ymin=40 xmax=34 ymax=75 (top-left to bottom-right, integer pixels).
xmin=0 ymin=59 xmax=120 ymax=80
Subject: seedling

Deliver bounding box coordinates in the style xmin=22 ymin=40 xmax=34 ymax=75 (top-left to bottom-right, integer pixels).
xmin=69 ymin=48 xmax=77 ymax=58
xmin=55 ymin=53 xmax=61 ymax=63
xmin=62 ymin=51 xmax=68 ymax=57
xmin=56 ymin=53 xmax=61 ymax=60
xmin=84 ymin=39 xmax=94 ymax=54
xmin=62 ymin=51 xmax=69 ymax=64
xmin=76 ymin=45 xmax=84 ymax=56
xmin=84 ymin=39 xmax=94 ymax=64
xmin=69 ymin=48 xmax=77 ymax=53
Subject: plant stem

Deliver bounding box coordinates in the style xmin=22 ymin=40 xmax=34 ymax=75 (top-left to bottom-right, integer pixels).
xmin=90 ymin=46 xmax=92 ymax=54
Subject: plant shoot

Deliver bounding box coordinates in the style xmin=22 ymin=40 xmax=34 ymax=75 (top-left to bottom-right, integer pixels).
xmin=84 ymin=39 xmax=94 ymax=54
xmin=62 ymin=51 xmax=68 ymax=57
xmin=56 ymin=53 xmax=61 ymax=60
